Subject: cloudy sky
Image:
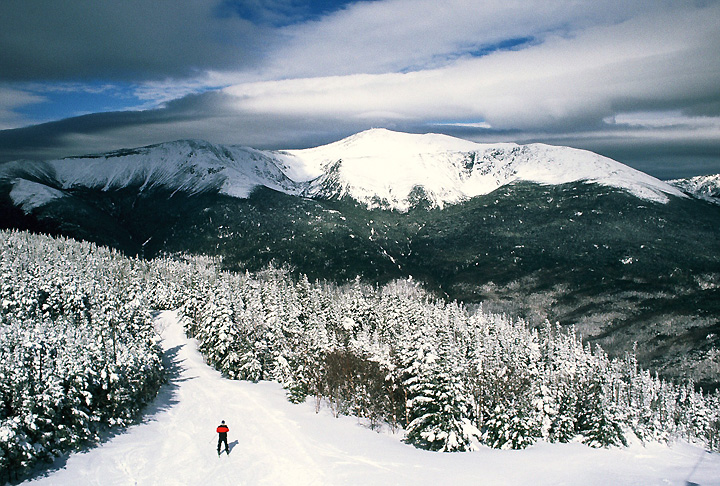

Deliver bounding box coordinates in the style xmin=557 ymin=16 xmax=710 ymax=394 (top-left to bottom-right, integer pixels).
xmin=1 ymin=0 xmax=719 ymax=178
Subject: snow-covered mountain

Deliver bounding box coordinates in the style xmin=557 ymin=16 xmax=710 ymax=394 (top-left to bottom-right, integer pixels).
xmin=284 ymin=128 xmax=685 ymax=210
xmin=1 ymin=129 xmax=686 ymax=213
xmin=1 ymin=139 xmax=303 ymax=213
xmin=670 ymin=173 xmax=720 ymax=204
xmin=2 ymin=129 xmax=719 ymax=393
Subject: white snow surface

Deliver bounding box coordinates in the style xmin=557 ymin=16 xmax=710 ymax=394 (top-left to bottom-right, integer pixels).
xmin=285 ymin=129 xmax=685 ymax=209
xmin=43 ymin=140 xmax=301 ymax=199
xmin=24 ymin=311 xmax=720 ymax=486
xmin=9 ymin=179 xmax=66 ymax=213
xmin=671 ymin=174 xmax=720 ymax=204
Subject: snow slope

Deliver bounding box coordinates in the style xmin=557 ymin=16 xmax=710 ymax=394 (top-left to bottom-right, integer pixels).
xmin=24 ymin=311 xmax=720 ymax=486
xmin=9 ymin=179 xmax=67 ymax=213
xmin=671 ymin=174 xmax=720 ymax=204
xmin=285 ymin=128 xmax=686 ymax=209
xmin=2 ymin=140 xmax=302 ymax=204
xmin=3 ymin=129 xmax=686 ymax=214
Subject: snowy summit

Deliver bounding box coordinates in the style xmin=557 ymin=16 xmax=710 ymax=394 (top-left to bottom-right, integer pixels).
xmin=3 ymin=129 xmax=686 ymax=214
xmin=283 ymin=129 xmax=685 ymax=210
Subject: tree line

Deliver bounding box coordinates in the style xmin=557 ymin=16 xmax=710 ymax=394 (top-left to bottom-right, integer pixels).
xmin=0 ymin=230 xmax=163 ymax=482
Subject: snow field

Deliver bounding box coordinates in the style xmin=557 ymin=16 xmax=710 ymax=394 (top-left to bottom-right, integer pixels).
xmin=24 ymin=311 xmax=720 ymax=486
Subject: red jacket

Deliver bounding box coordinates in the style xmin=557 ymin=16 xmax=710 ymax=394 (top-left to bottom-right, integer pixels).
xmin=217 ymin=425 xmax=229 ymax=434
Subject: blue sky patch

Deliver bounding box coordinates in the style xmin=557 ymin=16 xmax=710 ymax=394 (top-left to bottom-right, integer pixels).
xmin=16 ymin=82 xmax=139 ymax=125
xmin=467 ymin=36 xmax=537 ymax=58
xmin=216 ymin=0 xmax=373 ymax=26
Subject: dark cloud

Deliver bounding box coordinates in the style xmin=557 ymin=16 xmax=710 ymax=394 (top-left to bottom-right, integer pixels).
xmin=684 ymin=99 xmax=720 ymax=117
xmin=0 ymin=0 xmax=267 ymax=82
xmin=569 ymin=138 xmax=720 ymax=180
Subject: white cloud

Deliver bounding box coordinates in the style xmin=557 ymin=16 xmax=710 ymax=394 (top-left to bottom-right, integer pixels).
xmin=0 ymin=87 xmax=46 ymax=129
xmin=24 ymin=82 xmax=118 ymax=95
xmin=606 ymin=111 xmax=720 ymax=131
xmin=221 ymin=2 xmax=720 ymax=133
xmin=434 ymin=121 xmax=493 ymax=129
xmin=257 ymin=0 xmax=683 ymax=79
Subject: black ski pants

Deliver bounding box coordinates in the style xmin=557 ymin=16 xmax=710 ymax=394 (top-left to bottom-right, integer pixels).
xmin=218 ymin=433 xmax=228 ymax=453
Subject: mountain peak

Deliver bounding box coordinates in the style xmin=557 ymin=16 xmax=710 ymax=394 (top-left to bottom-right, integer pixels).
xmin=304 ymin=128 xmax=486 ymax=159
xmin=284 ymin=129 xmax=684 ymax=210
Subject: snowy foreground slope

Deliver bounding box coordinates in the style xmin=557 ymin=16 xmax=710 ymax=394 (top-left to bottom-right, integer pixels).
xmin=24 ymin=312 xmax=720 ymax=486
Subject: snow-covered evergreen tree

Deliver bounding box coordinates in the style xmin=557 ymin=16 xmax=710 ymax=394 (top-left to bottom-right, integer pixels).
xmin=404 ymin=327 xmax=480 ymax=452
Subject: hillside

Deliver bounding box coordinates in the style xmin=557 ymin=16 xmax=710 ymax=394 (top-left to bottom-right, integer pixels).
xmin=671 ymin=174 xmax=720 ymax=205
xmin=22 ymin=311 xmax=720 ymax=486
xmin=1 ymin=130 xmax=719 ymax=388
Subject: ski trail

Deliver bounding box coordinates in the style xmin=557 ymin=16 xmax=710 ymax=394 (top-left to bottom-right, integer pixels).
xmin=22 ymin=310 xmax=720 ymax=486
xmin=25 ymin=311 xmax=324 ymax=486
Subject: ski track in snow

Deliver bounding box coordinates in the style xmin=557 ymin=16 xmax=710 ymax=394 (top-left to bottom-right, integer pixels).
xmin=23 ymin=311 xmax=720 ymax=486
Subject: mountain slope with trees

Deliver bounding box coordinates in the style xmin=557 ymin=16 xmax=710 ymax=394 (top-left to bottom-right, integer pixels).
xmin=24 ymin=311 xmax=720 ymax=486
xmin=1 ymin=131 xmax=719 ymax=390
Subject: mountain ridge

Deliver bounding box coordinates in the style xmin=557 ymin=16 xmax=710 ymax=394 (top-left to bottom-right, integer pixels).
xmin=285 ymin=129 xmax=687 ymax=209
xmin=670 ymin=174 xmax=720 ymax=205
xmin=1 ymin=129 xmax=690 ymax=213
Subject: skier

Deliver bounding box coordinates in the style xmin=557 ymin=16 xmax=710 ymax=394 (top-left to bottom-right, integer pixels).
xmin=216 ymin=420 xmax=229 ymax=455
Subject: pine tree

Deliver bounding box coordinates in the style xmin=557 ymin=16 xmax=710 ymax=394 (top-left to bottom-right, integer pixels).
xmin=576 ymin=370 xmax=627 ymax=448
xmin=405 ymin=329 xmax=479 ymax=452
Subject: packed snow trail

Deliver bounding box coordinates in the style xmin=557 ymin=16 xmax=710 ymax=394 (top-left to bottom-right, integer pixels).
xmin=24 ymin=311 xmax=720 ymax=486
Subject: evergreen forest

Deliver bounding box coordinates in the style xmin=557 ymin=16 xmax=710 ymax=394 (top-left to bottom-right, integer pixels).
xmin=1 ymin=229 xmax=718 ymax=482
